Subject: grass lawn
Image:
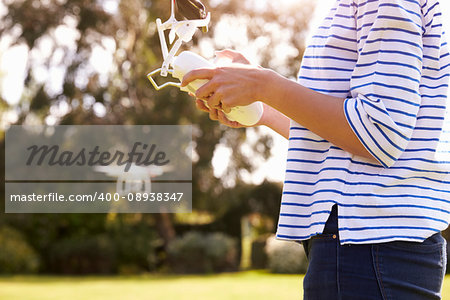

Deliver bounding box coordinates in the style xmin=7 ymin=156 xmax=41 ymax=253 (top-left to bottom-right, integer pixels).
xmin=0 ymin=271 xmax=449 ymax=300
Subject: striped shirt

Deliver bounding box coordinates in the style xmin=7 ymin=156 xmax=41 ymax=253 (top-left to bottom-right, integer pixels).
xmin=276 ymin=0 xmax=450 ymax=244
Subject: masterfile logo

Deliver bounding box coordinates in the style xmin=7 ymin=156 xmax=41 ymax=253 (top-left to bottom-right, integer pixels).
xmin=5 ymin=125 xmax=192 ymax=213
xmin=25 ymin=142 xmax=170 ymax=172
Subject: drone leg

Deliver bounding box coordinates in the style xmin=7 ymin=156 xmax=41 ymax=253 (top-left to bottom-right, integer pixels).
xmin=157 ymin=18 xmax=169 ymax=60
xmin=161 ymin=38 xmax=183 ymax=76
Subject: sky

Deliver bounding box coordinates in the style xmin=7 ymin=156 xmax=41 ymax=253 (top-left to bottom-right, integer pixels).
xmin=1 ymin=0 xmax=450 ymax=183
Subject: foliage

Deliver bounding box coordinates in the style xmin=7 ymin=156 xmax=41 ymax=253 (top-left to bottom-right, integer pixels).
xmin=265 ymin=235 xmax=308 ymax=274
xmin=108 ymin=218 xmax=162 ymax=274
xmin=4 ymin=213 xmax=108 ymax=271
xmin=167 ymin=231 xmax=237 ymax=273
xmin=46 ymin=221 xmax=160 ymax=275
xmin=0 ymin=226 xmax=40 ymax=274
xmin=48 ymin=234 xmax=117 ymax=274
xmin=2 ymin=213 xmax=161 ymax=274
xmin=0 ymin=0 xmax=314 ymax=274
xmin=0 ymin=0 xmax=309 ymax=186
xmin=0 ymin=0 xmax=314 ymax=199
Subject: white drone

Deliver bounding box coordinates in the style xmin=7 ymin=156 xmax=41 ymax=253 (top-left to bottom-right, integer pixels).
xmin=95 ymin=164 xmax=173 ymax=195
xmin=147 ymin=0 xmax=211 ymax=90
xmin=147 ymin=0 xmax=264 ymax=126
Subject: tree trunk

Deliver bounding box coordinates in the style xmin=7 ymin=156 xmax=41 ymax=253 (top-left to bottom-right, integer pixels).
xmin=155 ymin=213 xmax=176 ymax=248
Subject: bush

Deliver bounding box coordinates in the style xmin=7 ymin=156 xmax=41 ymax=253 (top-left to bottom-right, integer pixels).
xmin=168 ymin=231 xmax=237 ymax=274
xmin=0 ymin=226 xmax=40 ymax=274
xmin=110 ymin=225 xmax=161 ymax=274
xmin=48 ymin=235 xmax=117 ymax=274
xmin=265 ymin=235 xmax=308 ymax=274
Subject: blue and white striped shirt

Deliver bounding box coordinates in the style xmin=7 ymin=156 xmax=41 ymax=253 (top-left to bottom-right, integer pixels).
xmin=276 ymin=0 xmax=450 ymax=244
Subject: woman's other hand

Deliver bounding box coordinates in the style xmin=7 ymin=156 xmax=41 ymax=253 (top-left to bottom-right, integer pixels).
xmin=215 ymin=49 xmax=251 ymax=65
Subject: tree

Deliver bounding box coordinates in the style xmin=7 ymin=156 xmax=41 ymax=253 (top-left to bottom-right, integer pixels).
xmin=0 ymin=0 xmax=315 ymax=272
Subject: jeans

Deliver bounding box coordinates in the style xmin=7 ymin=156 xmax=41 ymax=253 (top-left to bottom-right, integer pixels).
xmin=302 ymin=206 xmax=447 ymax=300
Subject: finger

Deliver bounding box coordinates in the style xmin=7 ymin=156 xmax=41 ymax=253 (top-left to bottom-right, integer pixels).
xmin=181 ymin=68 xmax=216 ymax=87
xmin=205 ymin=92 xmax=222 ymax=110
xmin=195 ymin=79 xmax=218 ymax=100
xmin=217 ymin=110 xmax=232 ymax=125
xmin=217 ymin=110 xmax=243 ymax=128
xmin=195 ymin=99 xmax=210 ymax=112
xmin=219 ymin=93 xmax=241 ymax=110
xmin=209 ymin=108 xmax=219 ymax=121
xmin=221 ymin=103 xmax=232 ymax=114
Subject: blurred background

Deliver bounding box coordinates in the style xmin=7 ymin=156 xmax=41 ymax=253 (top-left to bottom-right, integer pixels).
xmin=0 ymin=0 xmax=449 ymax=299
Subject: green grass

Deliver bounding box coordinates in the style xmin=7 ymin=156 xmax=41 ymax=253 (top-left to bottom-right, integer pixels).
xmin=0 ymin=271 xmax=449 ymax=300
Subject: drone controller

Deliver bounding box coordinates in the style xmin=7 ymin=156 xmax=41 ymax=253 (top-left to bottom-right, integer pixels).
xmin=147 ymin=0 xmax=263 ymax=126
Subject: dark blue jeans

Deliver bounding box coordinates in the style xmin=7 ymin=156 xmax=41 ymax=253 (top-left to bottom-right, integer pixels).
xmin=302 ymin=206 xmax=447 ymax=300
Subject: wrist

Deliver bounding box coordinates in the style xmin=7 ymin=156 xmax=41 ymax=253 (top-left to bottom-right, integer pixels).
xmin=257 ymin=68 xmax=283 ymax=107
xmin=256 ymin=103 xmax=273 ymax=127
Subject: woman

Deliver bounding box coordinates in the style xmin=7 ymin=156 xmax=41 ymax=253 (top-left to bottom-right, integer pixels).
xmin=182 ymin=0 xmax=450 ymax=298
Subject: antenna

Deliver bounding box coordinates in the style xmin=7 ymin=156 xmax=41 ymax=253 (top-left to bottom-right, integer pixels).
xmin=171 ymin=0 xmax=176 ymax=19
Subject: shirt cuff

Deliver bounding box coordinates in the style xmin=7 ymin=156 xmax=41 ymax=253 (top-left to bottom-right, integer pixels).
xmin=343 ymin=97 xmax=409 ymax=168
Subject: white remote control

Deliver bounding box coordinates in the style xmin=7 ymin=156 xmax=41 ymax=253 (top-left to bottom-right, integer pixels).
xmin=172 ymin=51 xmax=264 ymax=126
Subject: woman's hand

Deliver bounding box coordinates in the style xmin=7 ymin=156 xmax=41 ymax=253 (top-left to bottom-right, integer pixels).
xmin=194 ymin=98 xmax=248 ymax=128
xmin=183 ymin=64 xmax=265 ymax=112
xmin=186 ymin=49 xmax=258 ymax=128
xmin=184 ymin=49 xmax=290 ymax=137
xmin=182 ymin=49 xmax=268 ymax=114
